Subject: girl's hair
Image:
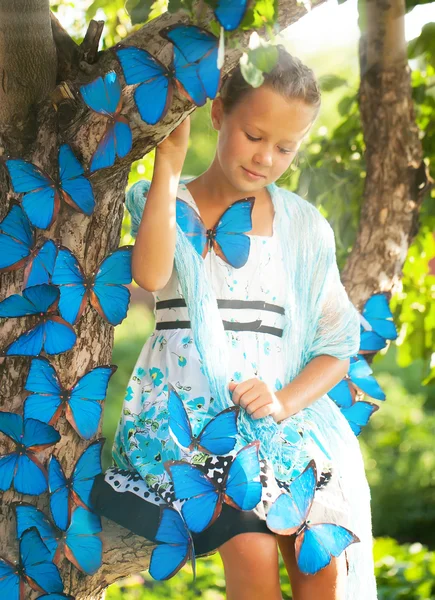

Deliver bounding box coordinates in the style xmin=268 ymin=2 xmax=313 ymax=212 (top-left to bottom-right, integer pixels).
xmin=220 ymin=45 xmax=321 ymax=116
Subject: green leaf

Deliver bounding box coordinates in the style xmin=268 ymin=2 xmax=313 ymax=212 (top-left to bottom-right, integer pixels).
xmin=125 ymin=0 xmax=154 ymax=24
xmin=318 ymin=74 xmax=348 ymax=92
xmin=408 ymin=23 xmax=435 ymax=60
xmin=239 ymin=53 xmax=264 ymax=88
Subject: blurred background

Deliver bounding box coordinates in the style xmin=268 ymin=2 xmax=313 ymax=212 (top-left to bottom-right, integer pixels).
xmin=52 ymin=1 xmax=435 ymax=597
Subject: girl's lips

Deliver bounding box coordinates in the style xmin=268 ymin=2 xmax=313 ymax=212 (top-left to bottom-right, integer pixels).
xmin=242 ymin=167 xmax=265 ymax=179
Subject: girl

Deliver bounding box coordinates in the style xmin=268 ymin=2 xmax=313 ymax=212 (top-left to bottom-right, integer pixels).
xmin=92 ymin=47 xmax=376 ymax=599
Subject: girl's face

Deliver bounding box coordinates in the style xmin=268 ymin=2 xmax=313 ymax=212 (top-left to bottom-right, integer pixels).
xmin=211 ymin=85 xmax=317 ymax=193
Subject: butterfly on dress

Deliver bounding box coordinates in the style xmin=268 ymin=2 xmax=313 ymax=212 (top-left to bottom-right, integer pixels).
xmin=14 ymin=503 xmax=103 ymax=576
xmin=166 ymin=441 xmax=262 ymax=533
xmin=176 ymin=197 xmax=255 ymax=268
xmin=80 ymin=71 xmax=133 ymax=173
xmin=0 ymin=204 xmax=57 ymax=287
xmin=359 ymin=293 xmax=398 ymax=353
xmin=0 ymin=528 xmax=64 ymax=600
xmin=340 ymin=401 xmax=379 ymax=436
xmin=0 ymin=412 xmax=60 ymax=495
xmin=5 ymin=144 xmax=95 ymax=230
xmin=327 ymin=355 xmax=385 ymax=409
xmin=48 ymin=439 xmax=104 ymax=532
xmin=266 ymin=460 xmax=359 ymax=575
xmin=213 ymin=0 xmax=249 ymax=31
xmin=24 ymin=357 xmax=116 ymax=440
xmin=149 ymin=507 xmax=195 ymax=581
xmin=0 ymin=284 xmax=76 ymax=357
xmin=52 ymin=245 xmax=132 ymax=326
xmin=169 ymin=385 xmax=239 ymax=454
xmin=116 ymin=25 xmax=219 ymax=125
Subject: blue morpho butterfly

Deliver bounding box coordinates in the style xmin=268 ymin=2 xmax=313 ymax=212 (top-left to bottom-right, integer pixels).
xmin=266 ymin=460 xmax=359 ymax=575
xmin=166 ymin=441 xmax=262 ymax=533
xmin=0 ymin=204 xmax=57 ymax=287
xmin=116 ymin=26 xmax=219 ymax=125
xmin=340 ymin=401 xmax=379 ymax=436
xmin=0 ymin=412 xmax=60 ymax=495
xmin=5 ymin=144 xmax=95 ymax=230
xmin=0 ymin=284 xmax=76 ymax=357
xmin=51 ymin=245 xmax=132 ymax=326
xmin=14 ymin=503 xmax=103 ymax=576
xmin=213 ymin=0 xmax=249 ymax=31
xmin=149 ymin=507 xmax=195 ymax=581
xmin=48 ymin=439 xmax=104 ymax=531
xmin=0 ymin=528 xmax=63 ymax=599
xmin=168 ymin=384 xmax=239 ymax=454
xmin=24 ymin=357 xmax=116 ymax=440
xmin=80 ymin=71 xmax=132 ymax=173
xmin=359 ymin=293 xmax=398 ymax=352
xmin=176 ymin=197 xmax=254 ymax=268
xmin=327 ymin=355 xmax=385 ymax=409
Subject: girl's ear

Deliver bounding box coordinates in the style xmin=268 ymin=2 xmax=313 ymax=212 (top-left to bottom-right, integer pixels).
xmin=211 ymin=96 xmax=224 ymax=131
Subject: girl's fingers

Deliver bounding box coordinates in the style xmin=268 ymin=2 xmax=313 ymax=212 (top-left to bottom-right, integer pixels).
xmin=251 ymin=405 xmax=274 ymax=420
xmin=244 ymin=396 xmax=269 ymax=415
xmin=239 ymin=389 xmax=262 ymax=409
xmin=230 ymin=379 xmax=257 ymax=404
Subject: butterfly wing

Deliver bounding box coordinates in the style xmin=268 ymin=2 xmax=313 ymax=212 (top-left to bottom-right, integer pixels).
xmin=0 ymin=559 xmax=19 ymax=600
xmin=225 ymin=441 xmax=262 ymax=510
xmin=64 ymin=507 xmax=102 ymax=575
xmin=48 ymin=456 xmax=69 ymax=531
xmin=0 ymin=411 xmax=23 ymax=443
xmin=4 ymin=324 xmax=45 ymax=357
xmin=20 ymin=528 xmax=63 ymax=594
xmin=51 ymin=247 xmax=87 ymax=325
xmin=68 ymin=366 xmax=115 ymax=439
xmin=0 ymin=454 xmax=18 ymax=492
xmin=58 ymin=144 xmax=95 ymax=216
xmin=296 ymin=523 xmax=360 ymax=575
xmin=214 ymin=0 xmax=249 ymax=31
xmin=340 ymin=401 xmax=379 ymax=436
xmin=114 ymin=118 xmax=133 ymax=160
xmin=214 ymin=199 xmax=253 ymax=268
xmin=42 ymin=317 xmax=77 ymax=356
xmin=176 ymin=199 xmax=207 ymax=256
xmin=15 ymin=503 xmax=59 ymax=560
xmin=14 ymin=454 xmax=48 ymax=495
xmin=327 ymin=379 xmax=354 ymax=409
xmin=23 ymin=417 xmax=61 ymax=451
xmin=350 ymin=357 xmax=386 ymax=401
xmin=362 ymin=294 xmax=397 ymax=340
xmin=359 ymin=329 xmax=386 ymax=352
xmin=197 ymin=407 xmax=239 ymax=454
xmin=149 ymin=507 xmax=193 ymax=581
xmin=80 ymin=71 xmax=120 ymax=116
xmin=71 ymin=439 xmax=104 ymax=508
xmin=24 ymin=357 xmax=63 ymax=425
xmin=0 ymin=283 xmax=57 ymax=318
xmin=0 ymin=204 xmax=33 ymax=271
xmin=173 ymin=54 xmax=208 ymax=106
xmin=168 ymin=387 xmax=194 ymax=450
xmin=25 ymin=240 xmax=57 ymax=288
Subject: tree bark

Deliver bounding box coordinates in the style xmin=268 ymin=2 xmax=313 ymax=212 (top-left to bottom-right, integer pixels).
xmin=0 ymin=2 xmax=326 ymax=598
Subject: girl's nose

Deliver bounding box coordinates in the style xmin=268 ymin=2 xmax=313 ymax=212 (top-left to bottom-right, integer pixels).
xmin=253 ymin=152 xmax=273 ymax=167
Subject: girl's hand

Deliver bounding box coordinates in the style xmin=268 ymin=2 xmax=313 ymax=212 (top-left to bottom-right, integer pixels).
xmin=229 ymin=378 xmax=286 ymax=421
xmin=157 ymin=116 xmax=190 ymax=158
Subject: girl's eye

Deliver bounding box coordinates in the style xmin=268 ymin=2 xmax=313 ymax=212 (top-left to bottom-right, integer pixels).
xmin=245 ymin=133 xmax=260 ymax=142
xmin=279 ymin=148 xmax=295 ymax=155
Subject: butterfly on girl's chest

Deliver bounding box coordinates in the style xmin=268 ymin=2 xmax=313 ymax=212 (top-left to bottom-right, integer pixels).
xmin=175 ymin=196 xmax=255 ymax=268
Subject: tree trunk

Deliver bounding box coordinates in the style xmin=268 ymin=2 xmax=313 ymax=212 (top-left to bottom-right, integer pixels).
xmin=0 ymin=2 xmax=326 ymax=598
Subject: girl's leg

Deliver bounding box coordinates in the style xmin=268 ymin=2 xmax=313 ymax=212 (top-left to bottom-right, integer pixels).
xmin=219 ymin=532 xmax=283 ymax=600
xmin=277 ymin=535 xmax=347 ymax=600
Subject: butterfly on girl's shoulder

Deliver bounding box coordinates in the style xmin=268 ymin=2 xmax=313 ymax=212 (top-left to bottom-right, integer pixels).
xmin=149 ymin=507 xmax=195 ymax=581
xmin=165 ymin=441 xmax=262 ymax=533
xmin=168 ymin=384 xmax=239 ymax=454
xmin=327 ymin=355 xmax=385 ymax=409
xmin=0 ymin=527 xmax=64 ymax=600
xmin=80 ymin=71 xmax=132 ymax=173
xmin=0 ymin=412 xmax=60 ymax=495
xmin=14 ymin=502 xmax=103 ymax=576
xmin=116 ymin=26 xmax=219 ymax=125
xmin=340 ymin=401 xmax=379 ymax=436
xmin=359 ymin=293 xmax=398 ymax=353
xmin=0 ymin=284 xmax=76 ymax=357
xmin=48 ymin=439 xmax=104 ymax=532
xmin=176 ymin=197 xmax=255 ymax=268
xmin=266 ymin=460 xmax=359 ymax=575
xmin=0 ymin=204 xmax=57 ymax=286
xmin=24 ymin=357 xmax=116 ymax=440
xmin=5 ymin=144 xmax=95 ymax=230
xmin=213 ymin=0 xmax=249 ymax=31
xmin=52 ymin=245 xmax=132 ymax=325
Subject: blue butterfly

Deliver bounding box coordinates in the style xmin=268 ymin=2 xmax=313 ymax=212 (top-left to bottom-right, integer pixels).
xmin=51 ymin=246 xmax=132 ymax=325
xmin=80 ymin=71 xmax=133 ymax=173
xmin=176 ymin=197 xmax=254 ymax=268
xmin=168 ymin=385 xmax=239 ymax=454
xmin=340 ymin=401 xmax=379 ymax=436
xmin=213 ymin=0 xmax=249 ymax=31
xmin=166 ymin=441 xmax=262 ymax=533
xmin=328 ymin=356 xmax=385 ymax=408
xmin=6 ymin=144 xmax=95 ymax=230
xmin=0 ymin=284 xmax=76 ymax=357
xmin=48 ymin=439 xmax=104 ymax=531
xmin=24 ymin=357 xmax=116 ymax=440
xmin=116 ymin=26 xmax=219 ymax=125
xmin=15 ymin=503 xmax=103 ymax=576
xmin=149 ymin=507 xmax=195 ymax=581
xmin=0 ymin=204 xmax=57 ymax=286
xmin=359 ymin=293 xmax=398 ymax=352
xmin=0 ymin=528 xmax=63 ymax=599
xmin=0 ymin=412 xmax=60 ymax=495
xmin=266 ymin=460 xmax=359 ymax=575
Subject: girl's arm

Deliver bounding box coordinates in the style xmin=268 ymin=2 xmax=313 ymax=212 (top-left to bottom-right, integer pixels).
xmin=274 ymin=355 xmax=350 ymax=422
xmin=132 ymin=117 xmax=190 ymax=292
